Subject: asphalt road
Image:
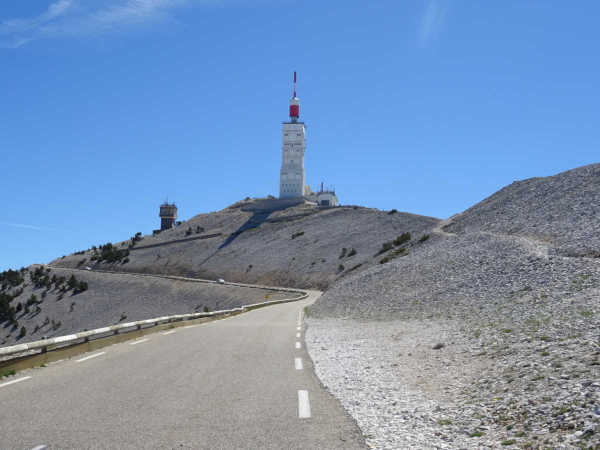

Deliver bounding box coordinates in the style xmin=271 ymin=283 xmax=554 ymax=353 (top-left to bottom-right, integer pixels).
xmin=0 ymin=291 xmax=365 ymax=450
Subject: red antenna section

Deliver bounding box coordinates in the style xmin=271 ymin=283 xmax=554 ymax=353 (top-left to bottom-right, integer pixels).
xmin=289 ymin=71 xmax=299 ymax=119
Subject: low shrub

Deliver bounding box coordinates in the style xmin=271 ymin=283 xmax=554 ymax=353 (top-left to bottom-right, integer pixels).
xmin=393 ymin=232 xmax=411 ymax=247
xmin=419 ymin=234 xmax=430 ymax=243
xmin=388 ymin=209 xmax=397 ymax=215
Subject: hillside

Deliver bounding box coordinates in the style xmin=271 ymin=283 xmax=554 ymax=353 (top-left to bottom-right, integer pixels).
xmin=444 ymin=162 xmax=600 ymax=257
xmin=1 ymin=266 xmax=293 ymax=347
xmin=307 ymin=163 xmax=600 ymax=449
xmin=51 ymin=200 xmax=440 ymax=290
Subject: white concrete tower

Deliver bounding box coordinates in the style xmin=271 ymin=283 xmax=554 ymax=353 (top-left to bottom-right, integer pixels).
xmin=279 ymin=71 xmax=306 ymax=199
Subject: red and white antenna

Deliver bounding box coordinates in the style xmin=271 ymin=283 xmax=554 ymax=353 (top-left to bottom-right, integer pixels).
xmin=289 ymin=71 xmax=300 ymax=120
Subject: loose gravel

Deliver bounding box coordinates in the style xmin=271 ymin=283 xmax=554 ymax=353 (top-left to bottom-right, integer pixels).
xmin=308 ymin=163 xmax=600 ymax=449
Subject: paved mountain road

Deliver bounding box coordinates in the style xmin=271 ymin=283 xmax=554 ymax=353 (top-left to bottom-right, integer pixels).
xmin=0 ymin=291 xmax=365 ymax=449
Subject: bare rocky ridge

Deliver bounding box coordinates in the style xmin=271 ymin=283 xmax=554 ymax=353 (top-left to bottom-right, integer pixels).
xmin=51 ymin=201 xmax=439 ymax=290
xmin=307 ymin=163 xmax=600 ymax=449
xmin=444 ymin=162 xmax=600 ymax=258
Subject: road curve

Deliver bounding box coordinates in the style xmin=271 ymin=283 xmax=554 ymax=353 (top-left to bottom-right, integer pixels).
xmin=0 ymin=291 xmax=365 ymax=449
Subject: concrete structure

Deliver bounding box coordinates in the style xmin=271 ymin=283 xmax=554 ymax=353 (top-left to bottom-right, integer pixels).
xmin=306 ymin=182 xmax=339 ymax=207
xmin=280 ymin=72 xmax=306 ymax=199
xmin=159 ymin=202 xmax=177 ymax=230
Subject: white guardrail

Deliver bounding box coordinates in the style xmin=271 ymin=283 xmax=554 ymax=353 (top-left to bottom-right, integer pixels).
xmin=0 ymin=282 xmax=308 ymax=359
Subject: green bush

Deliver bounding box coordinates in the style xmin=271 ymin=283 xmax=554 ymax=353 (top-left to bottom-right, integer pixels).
xmin=380 ymin=247 xmax=408 ymax=264
xmin=393 ymin=232 xmax=411 ymax=247
xmin=419 ymin=234 xmax=430 ymax=243
xmin=91 ymin=243 xmax=129 ymax=264
xmin=0 ymin=269 xmax=24 ymax=289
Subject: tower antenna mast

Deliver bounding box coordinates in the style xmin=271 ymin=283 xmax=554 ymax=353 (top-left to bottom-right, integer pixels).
xmin=293 ymin=71 xmax=297 ymax=98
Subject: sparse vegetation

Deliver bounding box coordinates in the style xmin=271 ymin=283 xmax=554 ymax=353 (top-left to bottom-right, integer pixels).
xmin=388 ymin=209 xmax=397 ymax=215
xmin=380 ymin=247 xmax=408 ymax=264
xmin=393 ymin=232 xmax=411 ymax=247
xmin=376 ymin=241 xmax=394 ymax=256
xmin=347 ymin=248 xmax=357 ymax=257
xmin=18 ymin=326 xmax=26 ymax=338
xmin=419 ymin=234 xmax=430 ymax=242
xmin=291 ymin=231 xmax=305 ymax=239
xmin=0 ymin=369 xmax=16 ymax=379
xmin=91 ymin=243 xmax=129 ymax=264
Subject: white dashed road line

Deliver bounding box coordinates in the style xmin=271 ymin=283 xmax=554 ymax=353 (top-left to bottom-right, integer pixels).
xmin=0 ymin=376 xmax=31 ymax=389
xmin=76 ymin=352 xmax=106 ymax=363
xmin=296 ymin=326 xmax=301 ymax=331
xmin=130 ymin=338 xmax=150 ymax=346
xmin=296 ymin=332 xmax=301 ymax=338
xmin=160 ymin=330 xmax=176 ymax=335
xmin=295 ymin=357 xmax=303 ymax=370
xmin=298 ymin=390 xmax=311 ymax=418
xmin=295 ymin=341 xmax=301 ymax=349
xmin=30 ymin=445 xmax=48 ymax=450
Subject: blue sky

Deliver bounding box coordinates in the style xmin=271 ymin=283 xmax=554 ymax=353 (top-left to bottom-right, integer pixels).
xmin=0 ymin=0 xmax=598 ymax=271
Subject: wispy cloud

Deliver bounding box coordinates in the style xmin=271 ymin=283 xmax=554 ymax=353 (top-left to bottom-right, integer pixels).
xmin=0 ymin=0 xmax=201 ymax=48
xmin=418 ymin=0 xmax=446 ymax=47
xmin=0 ymin=221 xmax=61 ymax=232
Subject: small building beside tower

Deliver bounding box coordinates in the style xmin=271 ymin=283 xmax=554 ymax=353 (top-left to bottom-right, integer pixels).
xmin=159 ymin=202 xmax=177 ymax=230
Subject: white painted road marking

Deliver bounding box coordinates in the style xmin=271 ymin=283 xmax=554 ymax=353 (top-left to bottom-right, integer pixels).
xmin=76 ymin=352 xmax=106 ymax=363
xmin=0 ymin=376 xmax=31 ymax=389
xmin=295 ymin=341 xmax=301 ymax=349
xmin=295 ymin=357 xmax=303 ymax=370
xmin=130 ymin=338 xmax=149 ymax=346
xmin=30 ymin=445 xmax=48 ymax=450
xmin=296 ymin=332 xmax=301 ymax=338
xmin=298 ymin=390 xmax=311 ymax=418
xmin=161 ymin=330 xmax=176 ymax=335
xmin=296 ymin=326 xmax=301 ymax=331
xmin=183 ymin=324 xmax=199 ymax=329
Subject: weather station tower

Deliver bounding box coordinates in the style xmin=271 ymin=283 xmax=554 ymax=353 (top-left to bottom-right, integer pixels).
xmin=279 ymin=72 xmax=306 ymax=199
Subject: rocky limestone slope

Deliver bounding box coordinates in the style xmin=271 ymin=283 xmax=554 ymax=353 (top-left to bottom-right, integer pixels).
xmin=51 ymin=201 xmax=439 ymax=290
xmin=307 ymin=163 xmax=600 ymax=449
xmin=1 ymin=266 xmax=292 ymax=347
